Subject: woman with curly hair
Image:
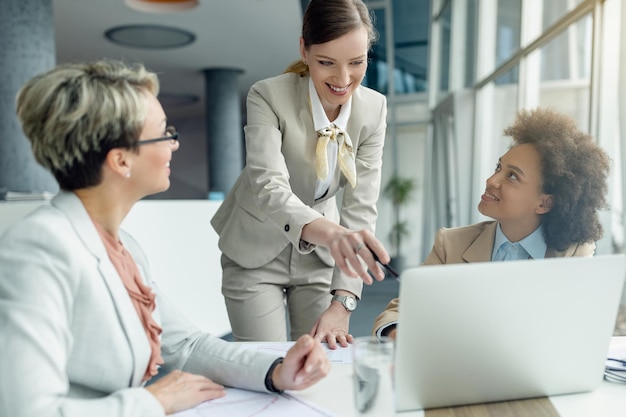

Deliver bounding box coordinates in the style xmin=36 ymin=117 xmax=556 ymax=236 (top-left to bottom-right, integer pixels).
xmin=373 ymin=107 xmax=612 ymax=339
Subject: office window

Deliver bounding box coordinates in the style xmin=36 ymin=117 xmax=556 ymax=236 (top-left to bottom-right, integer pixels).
xmin=364 ymin=0 xmax=430 ymax=95
xmin=491 ymin=66 xmax=520 ymax=158
xmin=438 ymin=1 xmax=451 ymax=93
xmin=363 ymin=8 xmax=388 ymax=94
xmin=495 ymin=0 xmax=522 ymax=84
xmin=472 ymin=65 xmax=520 ymax=224
xmin=392 ymin=0 xmax=429 ymax=94
xmin=537 ymin=13 xmax=592 ymax=131
xmin=381 ymin=122 xmax=427 ymax=264
xmin=465 ymin=0 xmax=478 ymax=87
xmin=542 ymin=0 xmax=586 ymax=30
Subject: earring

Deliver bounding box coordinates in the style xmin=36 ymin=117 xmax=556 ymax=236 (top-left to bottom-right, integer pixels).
xmin=125 ymin=171 xmax=131 ymax=178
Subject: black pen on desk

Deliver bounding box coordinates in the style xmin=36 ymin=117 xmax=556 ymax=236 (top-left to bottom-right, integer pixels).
xmin=369 ymin=247 xmax=400 ymax=278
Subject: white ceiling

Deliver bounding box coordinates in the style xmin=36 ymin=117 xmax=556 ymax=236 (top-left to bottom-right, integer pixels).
xmin=52 ymin=0 xmax=304 ymax=120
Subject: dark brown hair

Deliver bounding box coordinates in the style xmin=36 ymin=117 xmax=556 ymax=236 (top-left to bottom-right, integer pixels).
xmin=285 ymin=0 xmax=378 ymax=75
xmin=504 ymin=107 xmax=611 ymax=250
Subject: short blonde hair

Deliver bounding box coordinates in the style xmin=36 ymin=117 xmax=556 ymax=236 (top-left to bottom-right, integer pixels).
xmin=16 ymin=59 xmax=159 ymax=190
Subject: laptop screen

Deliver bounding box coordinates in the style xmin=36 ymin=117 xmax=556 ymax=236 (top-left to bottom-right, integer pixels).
xmin=394 ymin=255 xmax=626 ymax=411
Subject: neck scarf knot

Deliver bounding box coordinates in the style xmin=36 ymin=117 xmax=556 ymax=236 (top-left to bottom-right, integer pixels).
xmin=315 ymin=124 xmax=357 ymax=188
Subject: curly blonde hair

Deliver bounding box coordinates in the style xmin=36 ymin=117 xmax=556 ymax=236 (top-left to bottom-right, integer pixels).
xmin=504 ymin=108 xmax=611 ymax=250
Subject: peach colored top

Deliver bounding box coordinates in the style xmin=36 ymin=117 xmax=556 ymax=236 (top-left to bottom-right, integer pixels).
xmin=93 ymin=221 xmax=164 ymax=382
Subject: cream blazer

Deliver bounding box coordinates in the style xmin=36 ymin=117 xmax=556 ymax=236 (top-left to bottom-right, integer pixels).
xmin=0 ymin=192 xmax=279 ymax=417
xmin=372 ymin=221 xmax=596 ymax=333
xmin=211 ymin=73 xmax=387 ymax=298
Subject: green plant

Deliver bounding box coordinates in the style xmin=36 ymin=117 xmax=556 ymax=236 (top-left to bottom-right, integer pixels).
xmin=383 ymin=175 xmax=416 ymax=257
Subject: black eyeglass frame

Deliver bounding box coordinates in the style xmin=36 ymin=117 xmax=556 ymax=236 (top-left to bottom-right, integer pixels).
xmin=138 ymin=126 xmax=179 ymax=145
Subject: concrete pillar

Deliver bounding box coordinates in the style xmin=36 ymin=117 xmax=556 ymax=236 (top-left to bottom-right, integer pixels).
xmin=0 ymin=0 xmax=58 ymax=194
xmin=202 ymin=68 xmax=244 ymax=198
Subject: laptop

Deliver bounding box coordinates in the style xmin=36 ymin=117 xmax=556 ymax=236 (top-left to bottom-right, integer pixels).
xmin=394 ymin=254 xmax=626 ymax=412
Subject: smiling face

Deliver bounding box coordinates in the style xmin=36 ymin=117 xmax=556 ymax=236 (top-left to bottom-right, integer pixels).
xmin=301 ymin=27 xmax=369 ymax=120
xmin=478 ymin=143 xmax=553 ymax=241
xmin=131 ymin=92 xmax=179 ymax=196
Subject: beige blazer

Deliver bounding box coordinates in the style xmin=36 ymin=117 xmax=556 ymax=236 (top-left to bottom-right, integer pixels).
xmin=0 ymin=192 xmax=280 ymax=417
xmin=372 ymin=221 xmax=596 ymax=333
xmin=211 ymin=73 xmax=387 ymax=297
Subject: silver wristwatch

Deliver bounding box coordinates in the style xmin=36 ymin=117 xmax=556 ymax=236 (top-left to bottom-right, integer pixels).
xmin=332 ymin=294 xmax=357 ymax=312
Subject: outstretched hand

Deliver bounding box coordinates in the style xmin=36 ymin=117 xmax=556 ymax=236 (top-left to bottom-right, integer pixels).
xmin=301 ymin=219 xmax=391 ymax=285
xmin=271 ymin=334 xmax=331 ymax=391
xmin=329 ymin=229 xmax=390 ymax=284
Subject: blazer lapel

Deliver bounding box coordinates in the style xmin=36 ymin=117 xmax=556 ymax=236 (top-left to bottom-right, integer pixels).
xmin=52 ymin=192 xmax=151 ymax=386
xmin=462 ymin=222 xmax=497 ymax=263
xmin=297 ymin=77 xmax=320 ymax=206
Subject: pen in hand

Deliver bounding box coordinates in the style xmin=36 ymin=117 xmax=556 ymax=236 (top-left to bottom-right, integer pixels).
xmin=368 ymin=246 xmax=400 ymax=278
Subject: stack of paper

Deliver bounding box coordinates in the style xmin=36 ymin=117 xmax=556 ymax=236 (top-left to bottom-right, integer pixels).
xmin=605 ymin=338 xmax=626 ymax=384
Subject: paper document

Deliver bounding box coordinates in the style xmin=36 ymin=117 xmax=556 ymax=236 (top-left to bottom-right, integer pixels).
xmin=174 ymin=387 xmax=339 ymax=417
xmin=238 ymin=341 xmax=353 ymax=364
xmin=605 ymin=337 xmax=626 ymax=383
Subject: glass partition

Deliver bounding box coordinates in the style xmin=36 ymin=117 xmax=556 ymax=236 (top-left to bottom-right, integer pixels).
xmin=537 ymin=13 xmax=592 ymax=131
xmin=542 ymin=0 xmax=586 ymax=29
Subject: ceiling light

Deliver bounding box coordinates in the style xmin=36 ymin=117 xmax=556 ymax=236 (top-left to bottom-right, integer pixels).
xmin=126 ymin=0 xmax=199 ymax=13
xmin=104 ymin=25 xmax=196 ymax=49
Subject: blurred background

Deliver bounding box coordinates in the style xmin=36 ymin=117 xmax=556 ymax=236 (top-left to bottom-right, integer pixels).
xmin=2 ymin=0 xmax=626 ymax=336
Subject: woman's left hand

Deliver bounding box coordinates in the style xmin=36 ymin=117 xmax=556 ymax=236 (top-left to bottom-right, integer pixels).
xmin=309 ymin=302 xmax=354 ymax=349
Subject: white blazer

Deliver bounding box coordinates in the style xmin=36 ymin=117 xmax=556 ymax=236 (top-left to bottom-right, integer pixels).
xmin=0 ymin=191 xmax=279 ymax=417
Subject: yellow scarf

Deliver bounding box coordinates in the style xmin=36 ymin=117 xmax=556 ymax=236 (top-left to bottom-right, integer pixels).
xmin=315 ymin=124 xmax=357 ymax=188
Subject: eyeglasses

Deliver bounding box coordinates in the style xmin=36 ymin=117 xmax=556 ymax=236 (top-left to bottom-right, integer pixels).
xmin=138 ymin=126 xmax=179 ymax=145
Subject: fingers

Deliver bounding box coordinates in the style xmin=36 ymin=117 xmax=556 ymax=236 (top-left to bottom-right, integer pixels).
xmin=290 ymin=333 xmax=315 ymax=357
xmin=315 ymin=326 xmax=353 ymax=350
xmin=326 ymin=331 xmax=352 ymax=349
xmin=363 ymin=235 xmax=391 ymax=264
xmin=310 ymin=305 xmax=353 ymax=350
xmin=291 ymin=336 xmax=331 ymax=389
xmin=388 ymin=328 xmax=398 ymax=340
xmin=330 ymin=230 xmax=390 ymax=283
xmin=325 ymin=332 xmax=338 ymax=350
xmin=146 ymin=370 xmax=226 ymax=415
xmin=276 ymin=335 xmax=331 ymax=391
xmin=309 ymin=320 xmax=320 ymax=337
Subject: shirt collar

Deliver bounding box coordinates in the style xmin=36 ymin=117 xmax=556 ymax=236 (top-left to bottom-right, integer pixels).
xmin=309 ymin=77 xmax=351 ymax=132
xmin=492 ymin=222 xmax=547 ymax=260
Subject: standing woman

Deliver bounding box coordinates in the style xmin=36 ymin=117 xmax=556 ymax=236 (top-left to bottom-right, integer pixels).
xmin=212 ymin=0 xmax=390 ymax=347
xmin=0 ymin=60 xmax=329 ymax=417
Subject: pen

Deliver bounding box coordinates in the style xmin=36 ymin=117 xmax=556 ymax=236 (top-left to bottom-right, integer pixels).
xmin=368 ymin=246 xmax=400 ymax=278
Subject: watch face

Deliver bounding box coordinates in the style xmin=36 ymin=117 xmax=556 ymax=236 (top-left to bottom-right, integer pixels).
xmin=345 ymin=297 xmax=357 ymax=311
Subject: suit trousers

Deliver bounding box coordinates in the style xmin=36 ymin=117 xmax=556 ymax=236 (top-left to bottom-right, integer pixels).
xmin=221 ymin=245 xmax=333 ymax=341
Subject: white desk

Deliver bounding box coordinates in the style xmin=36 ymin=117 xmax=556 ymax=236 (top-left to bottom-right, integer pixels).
xmin=293 ymin=337 xmax=626 ymax=417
